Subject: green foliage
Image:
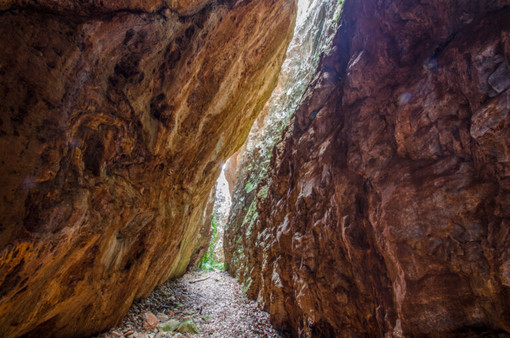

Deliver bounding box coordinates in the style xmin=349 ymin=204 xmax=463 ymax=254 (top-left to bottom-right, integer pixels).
xmin=244 ymin=181 xmax=255 ymax=193
xmin=332 ymin=0 xmax=343 ymax=24
xmin=200 ymin=213 xmax=225 ymax=271
xmin=314 ymin=50 xmax=320 ymax=61
xmin=333 ymin=13 xmax=340 ymax=24
xmin=202 ymin=260 xmax=224 ymax=270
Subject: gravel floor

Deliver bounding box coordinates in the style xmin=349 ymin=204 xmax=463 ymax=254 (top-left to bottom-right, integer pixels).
xmin=96 ymin=270 xmax=280 ymax=338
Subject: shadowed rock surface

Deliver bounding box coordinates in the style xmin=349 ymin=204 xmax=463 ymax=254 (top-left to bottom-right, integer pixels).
xmin=232 ymin=0 xmax=510 ymax=336
xmin=187 ymin=187 xmax=215 ymax=271
xmin=0 ymin=0 xmax=296 ymax=336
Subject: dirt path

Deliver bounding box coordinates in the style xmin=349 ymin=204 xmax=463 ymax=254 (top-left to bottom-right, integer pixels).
xmin=97 ymin=270 xmax=280 ymax=338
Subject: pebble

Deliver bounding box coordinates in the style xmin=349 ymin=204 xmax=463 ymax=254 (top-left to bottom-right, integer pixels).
xmin=156 ymin=313 xmax=169 ymax=322
xmin=143 ymin=312 xmax=159 ymax=330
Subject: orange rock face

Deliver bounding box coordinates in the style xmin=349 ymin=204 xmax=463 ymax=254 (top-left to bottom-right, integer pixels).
xmin=241 ymin=0 xmax=510 ymax=336
xmin=0 ymin=0 xmax=296 ymax=336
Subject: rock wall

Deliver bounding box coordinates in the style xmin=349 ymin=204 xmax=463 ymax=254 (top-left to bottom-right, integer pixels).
xmin=224 ymin=148 xmax=242 ymax=196
xmin=238 ymin=0 xmax=510 ymax=336
xmin=0 ymin=0 xmax=296 ymax=336
xmin=187 ymin=187 xmax=215 ymax=271
xmin=224 ymin=0 xmax=340 ymax=287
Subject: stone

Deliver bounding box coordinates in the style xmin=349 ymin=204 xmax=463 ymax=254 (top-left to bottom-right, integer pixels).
xmin=156 ymin=312 xmax=169 ymax=322
xmin=157 ymin=319 xmax=180 ymax=333
xmin=177 ymin=320 xmax=199 ymax=334
xmin=488 ymin=62 xmax=510 ymax=94
xmin=228 ymin=0 xmax=510 ymax=336
xmin=143 ymin=312 xmax=159 ymax=330
xmin=0 ymin=0 xmax=296 ymax=336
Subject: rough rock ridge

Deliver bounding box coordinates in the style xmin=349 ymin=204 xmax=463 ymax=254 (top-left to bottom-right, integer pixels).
xmin=224 ymin=0 xmax=340 ymax=288
xmin=239 ymin=0 xmax=510 ymax=336
xmin=0 ymin=0 xmax=296 ymax=336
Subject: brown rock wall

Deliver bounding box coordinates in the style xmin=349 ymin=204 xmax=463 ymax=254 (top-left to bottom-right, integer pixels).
xmin=0 ymin=0 xmax=212 ymax=15
xmin=187 ymin=187 xmax=216 ymax=271
xmin=0 ymin=0 xmax=296 ymax=336
xmin=244 ymin=0 xmax=510 ymax=336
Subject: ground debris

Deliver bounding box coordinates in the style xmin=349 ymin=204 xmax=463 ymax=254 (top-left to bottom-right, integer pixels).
xmin=188 ymin=276 xmax=210 ymax=284
xmin=95 ymin=271 xmax=280 ymax=338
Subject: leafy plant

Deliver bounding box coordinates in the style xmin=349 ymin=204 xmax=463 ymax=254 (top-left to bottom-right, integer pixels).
xmin=244 ymin=181 xmax=255 ymax=193
xmin=201 ymin=213 xmax=225 ymax=271
xmin=332 ymin=0 xmax=343 ymax=24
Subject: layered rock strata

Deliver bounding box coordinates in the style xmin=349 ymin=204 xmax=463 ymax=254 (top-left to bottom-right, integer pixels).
xmin=0 ymin=0 xmax=296 ymax=336
xmin=235 ymin=0 xmax=510 ymax=336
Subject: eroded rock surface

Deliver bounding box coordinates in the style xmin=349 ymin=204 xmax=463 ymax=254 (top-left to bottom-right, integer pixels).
xmin=0 ymin=0 xmax=296 ymax=336
xmin=224 ymin=0 xmax=340 ymax=288
xmin=187 ymin=187 xmax=216 ymax=271
xmin=237 ymin=0 xmax=510 ymax=336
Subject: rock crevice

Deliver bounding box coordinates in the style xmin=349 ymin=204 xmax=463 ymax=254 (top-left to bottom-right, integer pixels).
xmin=0 ymin=0 xmax=296 ymax=336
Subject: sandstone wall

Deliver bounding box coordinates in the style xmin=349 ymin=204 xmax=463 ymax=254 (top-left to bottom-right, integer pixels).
xmin=0 ymin=0 xmax=296 ymax=336
xmin=241 ymin=0 xmax=510 ymax=336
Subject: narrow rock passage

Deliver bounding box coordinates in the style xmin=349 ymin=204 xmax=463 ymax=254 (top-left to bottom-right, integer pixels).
xmin=97 ymin=271 xmax=279 ymax=338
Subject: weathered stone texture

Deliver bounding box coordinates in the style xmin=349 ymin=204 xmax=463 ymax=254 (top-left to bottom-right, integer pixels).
xmin=187 ymin=187 xmax=216 ymax=271
xmin=224 ymin=0 xmax=339 ymax=289
xmin=241 ymin=0 xmax=510 ymax=336
xmin=0 ymin=0 xmax=295 ymax=336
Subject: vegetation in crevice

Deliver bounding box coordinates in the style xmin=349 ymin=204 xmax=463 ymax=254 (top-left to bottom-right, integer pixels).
xmin=200 ymin=213 xmax=225 ymax=271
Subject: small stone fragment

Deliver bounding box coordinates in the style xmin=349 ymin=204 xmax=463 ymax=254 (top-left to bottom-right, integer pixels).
xmin=143 ymin=312 xmax=159 ymax=330
xmin=156 ymin=312 xmax=169 ymax=322
xmin=177 ymin=320 xmax=199 ymax=334
xmin=157 ymin=319 xmax=180 ymax=332
xmin=488 ymin=62 xmax=510 ymax=94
